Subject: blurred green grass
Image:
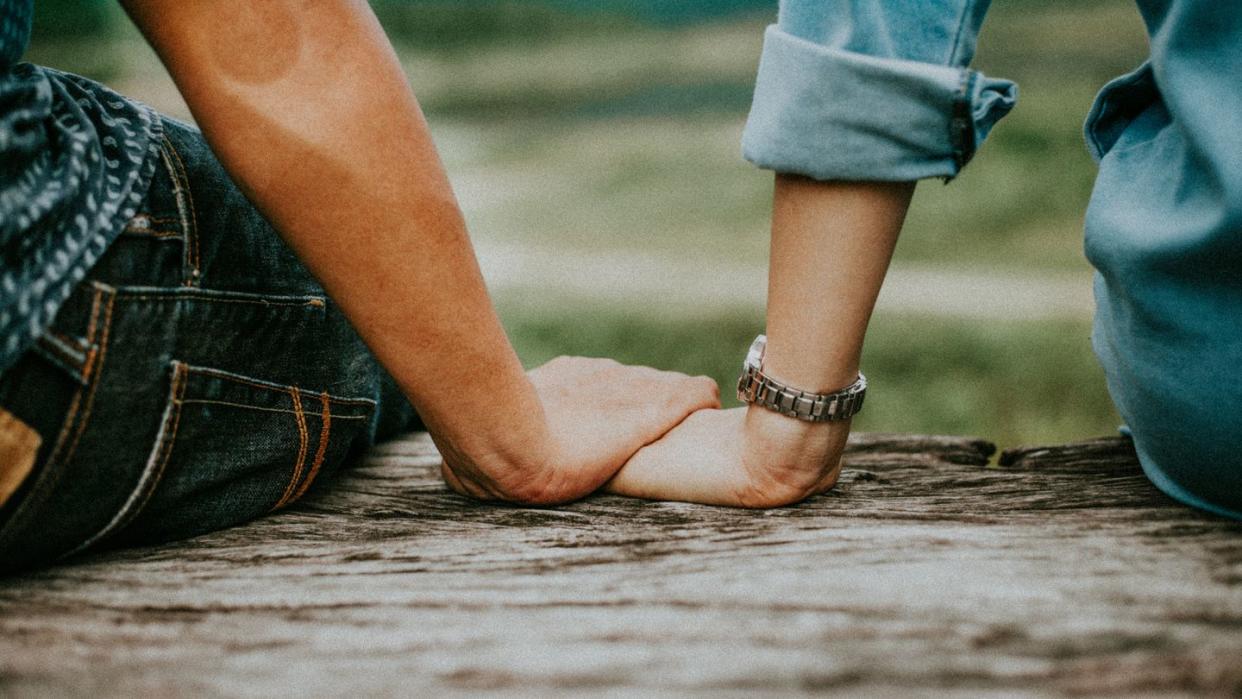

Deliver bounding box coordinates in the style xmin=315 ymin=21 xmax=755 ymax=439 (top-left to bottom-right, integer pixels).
xmin=24 ymin=0 xmax=1149 ymax=446
xmin=500 ymin=302 xmax=1118 ymax=446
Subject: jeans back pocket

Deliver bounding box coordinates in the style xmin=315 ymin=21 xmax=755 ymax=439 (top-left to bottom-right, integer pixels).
xmin=84 ymin=360 xmax=376 ymax=549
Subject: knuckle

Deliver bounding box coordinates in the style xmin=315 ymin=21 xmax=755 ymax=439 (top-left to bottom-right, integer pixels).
xmin=661 ymin=390 xmax=689 ymax=412
xmin=695 ymin=376 xmax=720 ymax=396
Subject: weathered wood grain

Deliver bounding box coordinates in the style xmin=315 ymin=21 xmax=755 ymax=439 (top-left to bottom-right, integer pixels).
xmin=2 ymin=432 xmax=1240 ymax=698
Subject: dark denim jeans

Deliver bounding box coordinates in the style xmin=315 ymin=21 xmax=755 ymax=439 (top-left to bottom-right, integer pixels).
xmin=0 ymin=117 xmax=418 ymax=574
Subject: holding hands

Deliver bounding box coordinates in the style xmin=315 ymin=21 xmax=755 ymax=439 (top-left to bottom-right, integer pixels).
xmin=439 ymin=176 xmax=910 ymax=509
xmin=439 ymin=357 xmax=720 ymax=505
xmin=440 ymin=356 xmax=852 ymax=510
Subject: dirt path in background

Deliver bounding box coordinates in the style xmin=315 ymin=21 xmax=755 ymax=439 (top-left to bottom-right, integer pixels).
xmin=474 ymin=240 xmax=1096 ymax=321
xmin=103 ymin=96 xmax=1095 ymax=322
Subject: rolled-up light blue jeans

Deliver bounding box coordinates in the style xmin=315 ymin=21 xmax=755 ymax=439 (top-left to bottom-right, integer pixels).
xmin=742 ymin=1 xmax=1242 ymax=519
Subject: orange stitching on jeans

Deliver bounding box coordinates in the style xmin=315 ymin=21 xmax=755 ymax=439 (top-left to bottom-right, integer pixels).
xmin=163 ymin=138 xmax=200 ymax=285
xmin=35 ymin=336 xmax=87 ymax=381
xmin=273 ymin=387 xmax=309 ymax=511
xmin=52 ymin=288 xmax=116 ymax=477
xmin=122 ymin=213 xmax=181 ymax=235
xmin=292 ymin=392 xmax=332 ymax=503
xmin=156 ymin=142 xmax=192 ymax=284
xmin=35 ymin=286 xmax=104 ymax=475
xmin=47 ymin=330 xmax=87 ymax=353
xmin=44 ymin=330 xmax=91 ymax=377
xmin=113 ymin=363 xmax=188 ymax=534
xmin=85 ymin=286 xmax=103 ymax=341
xmin=75 ymin=288 xmax=108 ymax=383
xmin=79 ymin=347 xmax=98 ymax=383
xmin=0 ymin=287 xmax=110 ymax=556
xmin=178 ymin=366 xmax=375 ymax=407
xmin=120 ymin=229 xmax=182 ymax=239
xmin=66 ymin=362 xmax=189 ymax=556
xmin=322 ymin=395 xmax=374 ymax=407
xmin=125 ymin=212 xmax=176 ymax=227
xmin=178 ymin=399 xmax=370 ymax=419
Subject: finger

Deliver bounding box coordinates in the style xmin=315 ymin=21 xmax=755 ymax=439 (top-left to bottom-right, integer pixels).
xmin=691 ymin=375 xmax=722 ymax=409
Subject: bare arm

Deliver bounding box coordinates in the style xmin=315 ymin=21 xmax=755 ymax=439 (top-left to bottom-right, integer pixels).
xmin=606 ymin=175 xmax=913 ymax=506
xmin=121 ymin=0 xmax=718 ymax=503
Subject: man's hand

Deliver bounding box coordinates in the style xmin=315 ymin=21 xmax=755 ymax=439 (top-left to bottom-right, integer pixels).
xmin=604 ymin=406 xmax=849 ymax=508
xmin=440 ymin=357 xmax=720 ymax=505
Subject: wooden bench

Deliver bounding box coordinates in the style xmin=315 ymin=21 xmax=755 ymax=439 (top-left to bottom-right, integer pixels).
xmin=2 ymin=433 xmax=1240 ymax=696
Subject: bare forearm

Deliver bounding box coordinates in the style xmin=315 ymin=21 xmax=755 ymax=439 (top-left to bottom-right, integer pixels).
xmin=122 ymin=0 xmax=548 ymax=477
xmin=761 ymin=174 xmax=913 ymax=393
xmin=608 ymin=176 xmax=914 ymax=507
xmin=737 ymin=175 xmax=914 ymax=502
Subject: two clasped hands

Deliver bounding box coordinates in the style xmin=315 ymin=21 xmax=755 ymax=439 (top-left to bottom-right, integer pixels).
xmin=437 ymin=356 xmax=850 ymax=509
xmin=436 ymin=177 xmax=914 ymax=509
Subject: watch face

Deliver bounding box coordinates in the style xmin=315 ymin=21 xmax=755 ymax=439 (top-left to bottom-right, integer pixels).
xmin=744 ymin=334 xmax=767 ymax=370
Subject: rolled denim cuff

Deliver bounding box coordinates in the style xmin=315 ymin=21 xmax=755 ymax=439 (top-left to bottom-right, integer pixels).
xmin=742 ymin=25 xmax=1018 ymax=182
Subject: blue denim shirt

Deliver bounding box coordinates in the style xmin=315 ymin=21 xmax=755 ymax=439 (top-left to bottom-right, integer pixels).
xmin=742 ymin=0 xmax=1017 ymax=181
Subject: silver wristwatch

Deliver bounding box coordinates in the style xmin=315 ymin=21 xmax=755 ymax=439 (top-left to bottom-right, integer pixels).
xmin=736 ymin=335 xmax=867 ymax=422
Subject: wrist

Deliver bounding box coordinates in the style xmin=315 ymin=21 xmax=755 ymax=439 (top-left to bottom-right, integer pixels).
xmin=431 ymin=374 xmax=559 ymax=503
xmin=737 ymin=404 xmax=850 ymax=506
xmin=743 ymin=404 xmax=849 ymax=459
xmin=759 ymin=334 xmax=862 ymax=396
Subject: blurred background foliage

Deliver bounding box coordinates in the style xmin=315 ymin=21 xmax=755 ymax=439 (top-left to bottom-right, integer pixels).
xmin=25 ymin=0 xmax=1152 ymax=446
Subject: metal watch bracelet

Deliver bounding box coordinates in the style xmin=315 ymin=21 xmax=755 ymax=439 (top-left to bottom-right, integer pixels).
xmin=735 ymin=335 xmax=867 ymax=422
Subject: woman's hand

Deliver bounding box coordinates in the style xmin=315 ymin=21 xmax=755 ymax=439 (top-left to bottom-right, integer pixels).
xmin=602 ymin=175 xmax=912 ymax=508
xmin=439 ymin=357 xmax=720 ymax=505
xmin=604 ymin=406 xmax=849 ymax=508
